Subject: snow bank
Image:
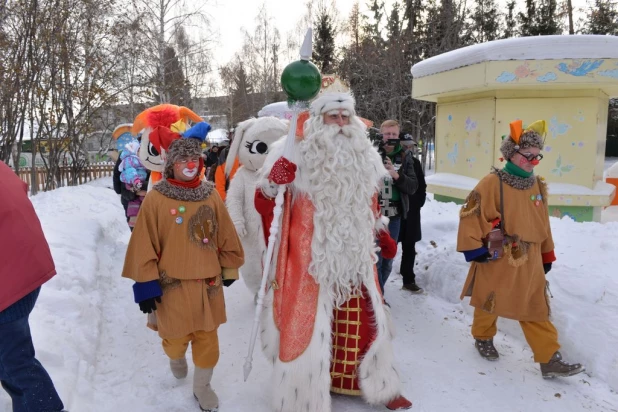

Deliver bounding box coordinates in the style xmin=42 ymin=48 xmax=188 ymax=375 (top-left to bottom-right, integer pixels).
xmin=0 ymin=180 xmax=130 ymax=411
xmin=2 ymin=177 xmax=617 ymax=411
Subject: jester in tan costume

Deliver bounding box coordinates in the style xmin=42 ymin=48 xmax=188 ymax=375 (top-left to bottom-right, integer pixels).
xmin=457 ymin=120 xmax=585 ymax=379
xmin=254 ymin=87 xmax=411 ymax=411
xmin=122 ymin=123 xmax=245 ymax=411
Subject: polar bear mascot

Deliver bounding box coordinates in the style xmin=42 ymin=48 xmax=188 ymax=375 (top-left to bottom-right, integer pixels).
xmin=224 ymin=116 xmax=288 ymax=299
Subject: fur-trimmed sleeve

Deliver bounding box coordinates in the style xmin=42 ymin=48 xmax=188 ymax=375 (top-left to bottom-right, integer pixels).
xmin=212 ymin=190 xmax=245 ymax=271
xmin=456 ymin=176 xmax=500 ymax=252
xmin=121 ymin=192 xmax=161 ymax=283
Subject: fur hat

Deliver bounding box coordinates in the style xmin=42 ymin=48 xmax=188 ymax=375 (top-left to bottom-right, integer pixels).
xmin=500 ymin=120 xmax=546 ymax=161
xmin=310 ymin=92 xmax=356 ymax=117
xmin=310 ymin=76 xmax=356 ymax=117
xmin=163 ymin=138 xmax=202 ymax=179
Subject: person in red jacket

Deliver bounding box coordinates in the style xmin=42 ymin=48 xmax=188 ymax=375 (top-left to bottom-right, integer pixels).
xmin=0 ymin=161 xmax=65 ymax=412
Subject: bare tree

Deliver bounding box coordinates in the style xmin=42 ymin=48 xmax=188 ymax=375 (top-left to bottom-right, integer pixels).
xmin=241 ymin=4 xmax=283 ymax=105
xmin=0 ymin=0 xmax=40 ymax=170
xmin=132 ymin=0 xmax=213 ymax=103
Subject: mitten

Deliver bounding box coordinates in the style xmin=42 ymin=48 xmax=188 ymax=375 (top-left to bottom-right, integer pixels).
xmin=377 ymin=231 xmax=397 ymax=259
xmin=268 ymin=157 xmax=297 ymax=185
xmin=260 ymin=181 xmax=279 ymax=199
xmin=543 ymin=262 xmax=552 ymax=274
xmin=472 ymin=253 xmax=491 ymax=263
xmin=139 ymin=296 xmax=161 ymax=314
xmin=221 ymin=268 xmax=239 ymax=288
xmin=234 ymin=221 xmax=247 ymax=238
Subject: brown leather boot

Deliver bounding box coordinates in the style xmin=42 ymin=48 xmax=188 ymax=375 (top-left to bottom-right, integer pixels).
xmin=475 ymin=339 xmax=499 ymax=361
xmin=540 ymin=351 xmax=585 ymax=378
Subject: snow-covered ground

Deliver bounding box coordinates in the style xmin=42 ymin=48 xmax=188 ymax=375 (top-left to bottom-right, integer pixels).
xmin=2 ymin=168 xmax=618 ymax=412
xmin=605 ymin=157 xmax=618 ymax=177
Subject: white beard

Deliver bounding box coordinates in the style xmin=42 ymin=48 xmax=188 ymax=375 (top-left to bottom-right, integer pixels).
xmin=296 ymin=117 xmax=387 ymax=307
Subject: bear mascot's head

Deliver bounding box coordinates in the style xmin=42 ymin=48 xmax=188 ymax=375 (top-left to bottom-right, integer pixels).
xmin=224 ymin=116 xmax=288 ymax=177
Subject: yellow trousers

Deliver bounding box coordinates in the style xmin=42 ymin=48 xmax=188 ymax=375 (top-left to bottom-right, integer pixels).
xmin=162 ymin=329 xmax=220 ymax=369
xmin=471 ymin=308 xmax=560 ymax=363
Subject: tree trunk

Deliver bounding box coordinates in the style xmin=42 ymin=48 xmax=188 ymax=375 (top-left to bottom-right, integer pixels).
xmin=567 ymin=0 xmax=574 ymax=34
xmin=158 ymin=0 xmax=166 ymax=102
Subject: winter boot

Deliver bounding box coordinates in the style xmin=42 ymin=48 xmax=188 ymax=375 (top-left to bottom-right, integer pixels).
xmin=170 ymin=357 xmax=188 ymax=379
xmin=475 ymin=339 xmax=499 ymax=361
xmin=193 ymin=367 xmax=219 ymax=412
xmin=386 ymin=395 xmax=413 ymax=410
xmin=402 ymin=282 xmax=423 ymax=294
xmin=540 ymin=351 xmax=585 ymax=379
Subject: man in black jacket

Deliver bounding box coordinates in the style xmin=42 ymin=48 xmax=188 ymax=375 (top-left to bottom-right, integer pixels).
xmin=376 ymin=120 xmax=418 ymax=296
xmin=398 ymin=135 xmax=427 ymax=294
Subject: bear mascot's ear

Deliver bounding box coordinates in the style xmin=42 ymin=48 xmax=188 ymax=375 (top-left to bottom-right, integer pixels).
xmin=225 ymin=118 xmax=256 ymax=177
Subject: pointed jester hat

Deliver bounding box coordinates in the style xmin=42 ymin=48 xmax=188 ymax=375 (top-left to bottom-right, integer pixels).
xmin=500 ymin=119 xmax=548 ymax=161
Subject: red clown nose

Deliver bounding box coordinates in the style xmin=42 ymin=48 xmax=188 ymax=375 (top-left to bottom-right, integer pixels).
xmin=187 ymin=161 xmax=196 ymax=169
xmin=530 ymin=159 xmax=540 ymax=166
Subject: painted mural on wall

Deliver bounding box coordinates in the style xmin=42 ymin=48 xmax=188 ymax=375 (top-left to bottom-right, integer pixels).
xmin=437 ymin=97 xmax=601 ymax=188
xmin=493 ymin=59 xmax=618 ymax=85
xmin=436 ymin=99 xmax=495 ymax=180
xmin=494 ymin=97 xmax=604 ymax=188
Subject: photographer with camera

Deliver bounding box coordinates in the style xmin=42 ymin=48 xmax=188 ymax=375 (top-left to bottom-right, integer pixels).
xmin=377 ymin=120 xmax=418 ymax=298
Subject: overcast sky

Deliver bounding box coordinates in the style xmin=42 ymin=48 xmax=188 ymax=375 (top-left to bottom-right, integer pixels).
xmin=208 ymin=0 xmax=592 ymax=70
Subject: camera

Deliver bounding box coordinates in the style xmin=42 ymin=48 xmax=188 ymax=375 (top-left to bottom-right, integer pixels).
xmin=377 ymin=139 xmax=403 ymax=171
xmin=377 ymin=139 xmax=387 ymax=163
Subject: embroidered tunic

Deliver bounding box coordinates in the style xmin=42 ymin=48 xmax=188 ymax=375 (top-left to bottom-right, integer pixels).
xmin=122 ymin=182 xmax=244 ymax=339
xmin=457 ymin=172 xmax=555 ymax=322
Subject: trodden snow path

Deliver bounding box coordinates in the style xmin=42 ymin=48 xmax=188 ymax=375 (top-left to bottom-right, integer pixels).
xmin=1 ymin=177 xmax=617 ymax=412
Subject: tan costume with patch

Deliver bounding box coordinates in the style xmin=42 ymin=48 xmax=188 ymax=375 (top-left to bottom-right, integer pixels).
xmin=457 ymin=172 xmax=554 ymax=322
xmin=456 ymin=120 xmax=586 ymax=371
xmin=122 ymin=183 xmax=244 ymax=339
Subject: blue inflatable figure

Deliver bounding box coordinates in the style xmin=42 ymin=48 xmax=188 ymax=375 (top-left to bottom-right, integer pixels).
xmin=119 ymin=140 xmax=148 ymax=228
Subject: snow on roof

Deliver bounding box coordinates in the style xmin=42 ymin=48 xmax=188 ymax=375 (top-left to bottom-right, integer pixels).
xmin=427 ymin=172 xmax=616 ymax=197
xmin=607 ymin=162 xmax=618 ymax=178
xmin=426 ymin=173 xmax=478 ymax=191
xmin=207 ymin=128 xmax=229 ymax=144
xmin=411 ymin=35 xmax=618 ymax=79
xmin=258 ymin=101 xmax=294 ymax=119
xmin=550 ymin=181 xmax=616 ymax=197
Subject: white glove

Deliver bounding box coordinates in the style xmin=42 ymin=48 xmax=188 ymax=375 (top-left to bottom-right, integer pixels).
xmin=234 ymin=221 xmax=247 ymax=238
xmin=260 ymin=180 xmax=279 ymax=199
